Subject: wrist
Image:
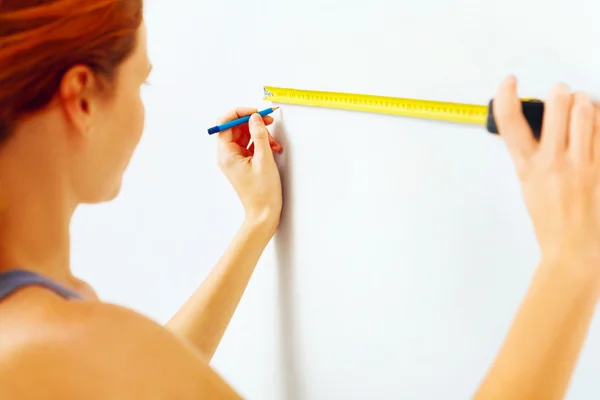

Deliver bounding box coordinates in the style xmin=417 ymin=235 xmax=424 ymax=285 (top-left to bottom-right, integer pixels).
xmin=242 ymin=212 xmax=279 ymax=239
xmin=542 ymin=242 xmax=600 ymax=271
xmin=539 ymin=253 xmax=600 ymax=299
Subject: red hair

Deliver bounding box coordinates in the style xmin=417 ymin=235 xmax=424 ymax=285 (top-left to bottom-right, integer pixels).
xmin=0 ymin=0 xmax=143 ymax=141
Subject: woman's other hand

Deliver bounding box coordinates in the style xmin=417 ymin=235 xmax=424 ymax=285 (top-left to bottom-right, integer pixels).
xmin=475 ymin=77 xmax=600 ymax=400
xmin=495 ymin=77 xmax=600 ymax=270
xmin=216 ymin=107 xmax=283 ymax=233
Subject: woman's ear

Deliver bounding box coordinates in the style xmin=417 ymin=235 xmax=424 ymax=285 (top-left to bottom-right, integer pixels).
xmin=58 ymin=65 xmax=97 ymax=137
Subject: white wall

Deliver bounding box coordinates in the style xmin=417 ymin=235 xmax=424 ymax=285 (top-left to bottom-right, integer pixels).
xmin=71 ymin=0 xmax=600 ymax=398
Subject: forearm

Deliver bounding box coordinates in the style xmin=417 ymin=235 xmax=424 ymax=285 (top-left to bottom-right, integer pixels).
xmin=166 ymin=217 xmax=276 ymax=362
xmin=474 ymin=257 xmax=600 ymax=400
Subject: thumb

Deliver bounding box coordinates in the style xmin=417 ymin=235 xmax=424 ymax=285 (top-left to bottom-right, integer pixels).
xmin=249 ymin=113 xmax=273 ymax=159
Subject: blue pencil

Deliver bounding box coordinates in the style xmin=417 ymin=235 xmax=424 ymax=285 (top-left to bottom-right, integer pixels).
xmin=207 ymin=107 xmax=279 ymax=135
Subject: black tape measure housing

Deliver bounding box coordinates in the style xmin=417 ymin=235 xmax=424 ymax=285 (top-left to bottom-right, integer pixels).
xmin=486 ymin=99 xmax=544 ymax=140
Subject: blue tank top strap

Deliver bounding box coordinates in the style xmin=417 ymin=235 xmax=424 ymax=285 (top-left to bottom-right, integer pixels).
xmin=0 ymin=269 xmax=82 ymax=301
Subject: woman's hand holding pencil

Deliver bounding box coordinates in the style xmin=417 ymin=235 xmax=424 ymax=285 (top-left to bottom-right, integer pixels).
xmin=215 ymin=107 xmax=283 ymax=233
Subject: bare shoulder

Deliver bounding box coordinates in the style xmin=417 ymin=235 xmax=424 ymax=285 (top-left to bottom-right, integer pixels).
xmin=0 ymin=298 xmax=240 ymax=399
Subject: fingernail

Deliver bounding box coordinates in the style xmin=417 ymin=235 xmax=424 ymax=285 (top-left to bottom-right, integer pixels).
xmin=250 ymin=113 xmax=261 ymax=124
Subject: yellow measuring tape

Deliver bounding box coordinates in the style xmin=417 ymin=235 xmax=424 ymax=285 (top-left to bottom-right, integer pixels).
xmin=263 ymin=86 xmax=545 ymax=138
xmin=263 ymin=86 xmax=488 ymax=125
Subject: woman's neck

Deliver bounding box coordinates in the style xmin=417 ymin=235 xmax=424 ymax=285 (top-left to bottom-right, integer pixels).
xmin=0 ymin=196 xmax=74 ymax=284
xmin=0 ymin=123 xmax=82 ymax=293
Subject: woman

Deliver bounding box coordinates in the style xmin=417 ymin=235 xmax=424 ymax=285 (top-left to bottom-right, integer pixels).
xmin=0 ymin=1 xmax=598 ymax=399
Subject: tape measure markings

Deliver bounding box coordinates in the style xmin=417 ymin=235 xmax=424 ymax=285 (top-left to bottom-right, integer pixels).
xmin=263 ymin=86 xmax=488 ymax=126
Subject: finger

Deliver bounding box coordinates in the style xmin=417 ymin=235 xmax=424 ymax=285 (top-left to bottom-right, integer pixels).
xmin=247 ymin=139 xmax=282 ymax=151
xmin=248 ymin=113 xmax=274 ymax=161
xmin=270 ymin=137 xmax=283 ymax=152
xmin=237 ymin=129 xmax=251 ymax=149
xmin=493 ymin=76 xmax=536 ymax=167
xmin=235 ymin=115 xmax=275 ymax=135
xmin=568 ymin=92 xmax=594 ymax=166
xmin=237 ymin=125 xmax=277 ymax=150
xmin=247 ymin=141 xmax=255 ymax=155
xmin=540 ymin=83 xmax=572 ymax=157
xmin=246 ymin=135 xmax=282 ymax=153
xmin=216 ymin=107 xmax=258 ymax=143
xmin=225 ymin=114 xmax=275 ymax=144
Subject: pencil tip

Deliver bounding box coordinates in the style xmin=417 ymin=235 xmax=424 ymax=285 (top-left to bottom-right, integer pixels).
xmin=273 ymin=106 xmax=279 ymax=111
